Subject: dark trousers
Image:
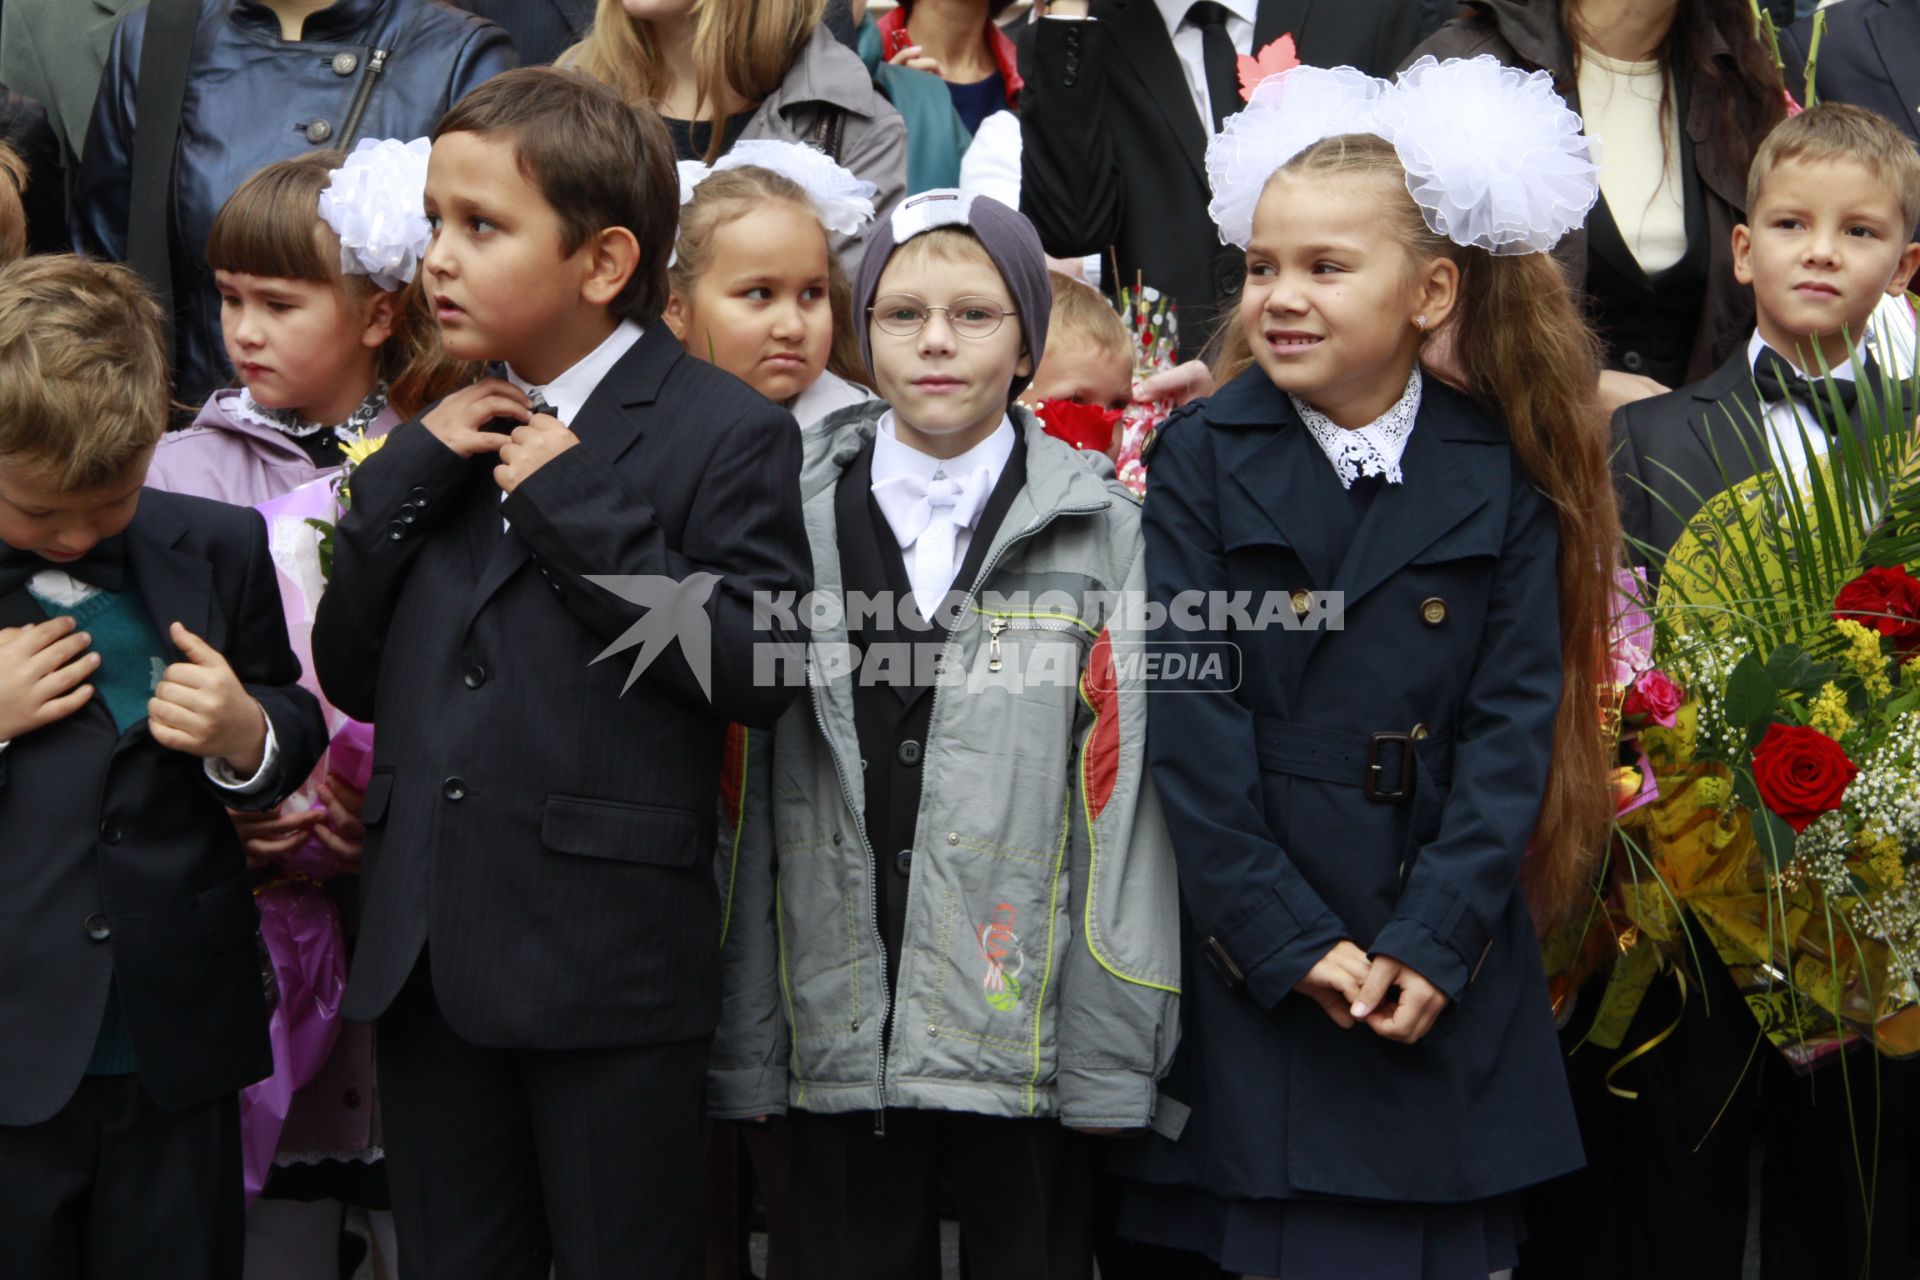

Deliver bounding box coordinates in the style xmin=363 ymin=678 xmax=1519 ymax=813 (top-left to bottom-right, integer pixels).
xmin=788 ymin=1108 xmax=1095 ymax=1280
xmin=376 ymin=957 xmax=711 ymax=1280
xmin=1521 ymin=940 xmax=1912 ymax=1280
xmin=0 ymin=1074 xmax=243 ymax=1279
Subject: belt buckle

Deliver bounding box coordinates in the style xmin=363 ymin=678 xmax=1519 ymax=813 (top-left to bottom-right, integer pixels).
xmin=1365 ymin=730 xmax=1415 ymax=804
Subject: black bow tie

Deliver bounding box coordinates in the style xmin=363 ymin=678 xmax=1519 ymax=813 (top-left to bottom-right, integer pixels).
xmin=1752 ymin=346 xmax=1864 ymax=416
xmin=0 ymin=537 xmax=128 ymax=597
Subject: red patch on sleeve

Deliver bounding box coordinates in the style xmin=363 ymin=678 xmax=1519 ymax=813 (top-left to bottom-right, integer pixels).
xmin=1083 ymin=631 xmax=1121 ymax=822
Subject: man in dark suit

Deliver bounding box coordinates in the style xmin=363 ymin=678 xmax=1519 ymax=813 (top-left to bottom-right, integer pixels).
xmin=0 ymin=256 xmax=327 ymax=1279
xmin=451 ymin=0 xmax=593 ymax=65
xmin=1019 ymin=0 xmax=1421 ymax=356
xmin=1784 ymin=0 xmax=1920 ymax=151
xmin=311 ymin=70 xmax=810 ymax=1280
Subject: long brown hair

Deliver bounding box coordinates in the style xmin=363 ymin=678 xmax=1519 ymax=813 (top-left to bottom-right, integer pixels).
xmin=205 ymin=151 xmax=472 ymax=416
xmin=1211 ymin=135 xmax=1619 ymax=927
xmin=667 ymin=165 xmax=871 ymax=394
xmin=561 ymin=0 xmax=823 ymax=162
xmin=1564 ymin=0 xmax=1784 ymax=187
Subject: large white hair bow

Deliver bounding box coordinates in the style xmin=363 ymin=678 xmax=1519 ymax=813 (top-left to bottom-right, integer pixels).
xmin=317 ymin=137 xmax=433 ymax=290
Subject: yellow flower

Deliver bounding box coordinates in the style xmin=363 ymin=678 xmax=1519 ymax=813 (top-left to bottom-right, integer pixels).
xmin=1834 ymin=618 xmax=1893 ymax=699
xmin=1904 ymin=655 xmax=1920 ymax=690
xmin=1809 ymin=681 xmax=1855 ymax=740
xmin=1864 ymin=830 xmax=1907 ymax=889
xmin=338 ymin=431 xmax=388 ymax=470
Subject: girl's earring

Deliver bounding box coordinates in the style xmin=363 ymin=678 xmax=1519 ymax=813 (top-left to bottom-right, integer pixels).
xmin=1414 ymin=314 xmax=1428 ymax=330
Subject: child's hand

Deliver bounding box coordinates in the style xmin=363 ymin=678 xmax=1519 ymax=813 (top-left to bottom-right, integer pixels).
xmin=494 ymin=411 xmax=580 ymax=495
xmin=421 ymin=378 xmax=526 ymax=458
xmin=149 ymin=623 xmax=269 ymax=775
xmin=1353 ymin=954 xmax=1450 ymax=1045
xmin=313 ymin=772 xmax=368 ymax=870
xmin=887 ymin=44 xmax=943 ymax=75
xmin=1132 ymin=359 xmax=1214 ymax=408
xmin=0 ymin=617 xmax=98 ymax=741
xmin=1293 ymin=940 xmax=1372 ymax=1029
xmin=230 ymin=803 xmax=327 ymax=868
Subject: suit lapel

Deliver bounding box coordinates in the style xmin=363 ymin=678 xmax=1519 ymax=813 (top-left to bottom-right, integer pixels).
xmin=458 ymin=327 xmax=683 ymax=635
xmin=1687 ymin=350 xmax=1767 ymax=489
xmin=0 ymin=586 xmax=47 ymax=629
xmin=126 ymin=496 xmax=215 ymax=658
xmin=1103 ymin=0 xmax=1211 ymax=183
xmin=1328 ymin=402 xmax=1489 ymax=621
xmin=1868 ymin=2 xmax=1920 ymax=137
xmin=1254 ymin=0 xmax=1311 ymax=49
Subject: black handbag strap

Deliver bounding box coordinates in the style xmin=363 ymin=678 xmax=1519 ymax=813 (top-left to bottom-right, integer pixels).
xmin=126 ymin=0 xmax=200 ymax=330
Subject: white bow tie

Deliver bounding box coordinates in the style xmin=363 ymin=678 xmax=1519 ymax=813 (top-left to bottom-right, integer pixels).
xmin=871 ymin=464 xmax=994 ymax=619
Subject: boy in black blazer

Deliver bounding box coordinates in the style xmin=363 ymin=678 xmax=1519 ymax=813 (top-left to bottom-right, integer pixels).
xmin=0 ymin=256 xmax=327 ymax=1278
xmin=1580 ymin=104 xmax=1920 ymax=1280
xmin=311 ymin=69 xmax=811 ymax=1279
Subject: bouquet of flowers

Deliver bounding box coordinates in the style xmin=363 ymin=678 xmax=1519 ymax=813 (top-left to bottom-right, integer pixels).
xmin=1113 ymin=280 xmax=1179 ymax=496
xmin=1568 ymin=317 xmax=1920 ymax=1074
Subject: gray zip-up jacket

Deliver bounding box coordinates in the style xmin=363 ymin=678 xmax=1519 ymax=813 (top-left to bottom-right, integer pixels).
xmin=708 ymin=403 xmax=1181 ymax=1129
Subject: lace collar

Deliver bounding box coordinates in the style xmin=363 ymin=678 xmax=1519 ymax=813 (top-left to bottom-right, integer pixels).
xmin=233 ymin=382 xmax=390 ymax=443
xmin=1290 ymin=367 xmax=1422 ymax=489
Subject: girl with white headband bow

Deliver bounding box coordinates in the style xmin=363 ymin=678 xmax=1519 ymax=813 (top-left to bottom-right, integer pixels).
xmin=666 ymin=140 xmax=879 ymax=430
xmin=144 ymin=137 xmax=457 ymax=1280
xmin=1113 ymin=57 xmax=1620 ymax=1280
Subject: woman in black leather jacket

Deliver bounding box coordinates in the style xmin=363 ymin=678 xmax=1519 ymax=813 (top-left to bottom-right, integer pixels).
xmin=74 ymin=0 xmax=515 ymax=407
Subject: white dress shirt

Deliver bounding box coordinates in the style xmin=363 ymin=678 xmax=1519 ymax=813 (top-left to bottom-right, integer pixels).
xmin=499 ymin=319 xmax=646 ymax=527
xmin=1153 ymin=0 xmax=1257 ymax=133
xmin=0 ymin=569 xmax=279 ymax=793
xmin=1747 ymin=328 xmax=1868 ymax=482
xmin=869 ymin=412 xmax=1016 ymax=619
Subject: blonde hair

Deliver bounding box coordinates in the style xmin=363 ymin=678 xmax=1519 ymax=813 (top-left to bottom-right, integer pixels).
xmin=206 ymin=152 xmax=473 ymax=416
xmin=561 ymin=0 xmax=823 ymax=162
xmin=1212 ymin=134 xmax=1618 ymax=928
xmin=1047 ymin=270 xmax=1131 ymax=362
xmin=1746 ymin=102 xmax=1920 ymax=233
xmin=0 ymin=255 xmax=169 ymax=489
xmin=669 ymin=165 xmax=870 ymax=392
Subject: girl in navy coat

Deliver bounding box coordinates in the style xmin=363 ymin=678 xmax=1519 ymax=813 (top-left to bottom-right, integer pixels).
xmin=1115 ymin=59 xmax=1621 ymax=1279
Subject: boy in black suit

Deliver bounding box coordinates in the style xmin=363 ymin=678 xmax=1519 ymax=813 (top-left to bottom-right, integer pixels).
xmin=0 ymin=255 xmax=327 ymax=1279
xmin=1615 ymin=101 xmax=1920 ymax=567
xmin=311 ymin=68 xmax=811 ymax=1280
xmin=1580 ymin=103 xmax=1920 ymax=1280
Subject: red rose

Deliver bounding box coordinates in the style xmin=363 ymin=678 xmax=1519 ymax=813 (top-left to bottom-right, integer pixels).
xmin=1036 ymin=400 xmax=1123 ymax=455
xmin=1833 ymin=565 xmax=1920 ymax=655
xmin=1751 ymin=723 xmax=1858 ymax=834
xmin=1622 ymin=669 xmax=1685 ymax=728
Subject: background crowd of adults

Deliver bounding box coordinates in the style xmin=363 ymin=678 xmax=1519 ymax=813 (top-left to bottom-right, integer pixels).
xmin=0 ymin=0 xmax=1898 ymax=419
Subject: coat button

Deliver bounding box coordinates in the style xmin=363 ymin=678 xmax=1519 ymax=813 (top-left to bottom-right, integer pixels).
xmin=1290 ymin=589 xmax=1312 ymax=618
xmin=1622 ymin=350 xmax=1645 ymax=373
xmin=947 ymin=831 xmax=959 ymax=845
xmin=84 ymin=914 xmax=111 ymax=942
xmin=1420 ymin=597 xmax=1448 ymax=627
xmin=342 ymin=1087 xmax=361 ymax=1108
xmin=99 ymin=821 xmax=121 ymax=846
xmin=896 ymin=740 xmax=922 ymax=767
xmin=305 ymin=119 xmax=334 ymax=144
xmin=1411 ymin=723 xmax=1430 ymax=740
xmin=832 ymin=831 xmax=844 ymax=845
xmin=894 ymin=848 xmax=913 ymax=875
xmin=463 ymin=665 xmax=486 ymax=689
xmin=442 ymin=777 xmax=467 ymax=801
xmin=331 ymin=51 xmax=358 ymax=75
xmin=1218 ymin=272 xmax=1239 ymax=295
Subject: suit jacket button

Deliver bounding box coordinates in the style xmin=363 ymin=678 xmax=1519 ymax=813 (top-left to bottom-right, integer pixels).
xmin=1420 ymin=597 xmax=1448 ymax=627
xmin=331 ymin=51 xmax=358 ymax=75
xmin=894 ymin=848 xmax=912 ymax=875
xmin=1290 ymin=590 xmax=1312 ymax=617
xmin=386 ymin=520 xmax=408 ymax=540
xmin=99 ymin=821 xmax=121 ymax=846
xmin=84 ymin=914 xmax=111 ymax=942
xmin=442 ymin=777 xmax=467 ymax=801
xmin=896 ymin=739 xmax=922 ymax=766
xmin=408 ymin=485 xmax=430 ymax=504
xmin=463 ymin=665 xmax=486 ymax=689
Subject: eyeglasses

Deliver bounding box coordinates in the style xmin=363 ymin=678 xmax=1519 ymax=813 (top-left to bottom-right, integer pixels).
xmin=868 ymin=295 xmax=1018 ymax=339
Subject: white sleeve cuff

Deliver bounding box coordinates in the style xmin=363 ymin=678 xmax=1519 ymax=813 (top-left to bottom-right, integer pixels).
xmin=205 ymin=704 xmax=281 ymax=795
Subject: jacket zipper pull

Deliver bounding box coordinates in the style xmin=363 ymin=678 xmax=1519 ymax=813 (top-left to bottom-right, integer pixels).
xmin=873 ymin=1107 xmax=887 ymax=1138
xmin=987 ymin=617 xmax=1008 ymax=672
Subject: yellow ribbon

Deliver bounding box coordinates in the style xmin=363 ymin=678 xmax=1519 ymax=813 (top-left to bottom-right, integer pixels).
xmin=1604 ymin=967 xmax=1689 ymax=1100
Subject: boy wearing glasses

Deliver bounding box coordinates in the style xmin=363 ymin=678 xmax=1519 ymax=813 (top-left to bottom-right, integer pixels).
xmin=715 ymin=190 xmax=1181 ymax=1277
